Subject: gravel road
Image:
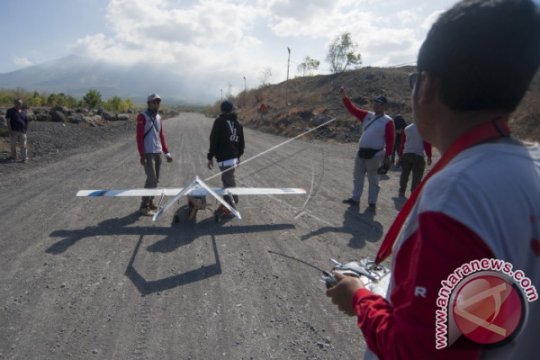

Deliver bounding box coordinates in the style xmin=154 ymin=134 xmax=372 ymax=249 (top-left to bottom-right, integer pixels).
xmin=0 ymin=113 xmax=413 ymax=360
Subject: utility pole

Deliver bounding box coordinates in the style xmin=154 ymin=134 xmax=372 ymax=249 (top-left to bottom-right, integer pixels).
xmin=220 ymin=88 xmax=223 ymax=101
xmin=285 ymin=47 xmax=291 ymax=106
xmin=243 ymin=76 xmax=247 ymax=107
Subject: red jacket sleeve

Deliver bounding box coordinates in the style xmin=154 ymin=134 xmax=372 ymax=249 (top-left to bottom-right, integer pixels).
xmin=159 ymin=120 xmax=169 ymax=154
xmin=354 ymin=212 xmax=495 ymax=359
xmin=342 ymin=97 xmax=368 ymax=122
xmin=384 ymin=121 xmax=395 ymax=157
xmin=399 ymin=132 xmax=406 ymax=157
xmin=136 ymin=113 xmax=146 ymax=156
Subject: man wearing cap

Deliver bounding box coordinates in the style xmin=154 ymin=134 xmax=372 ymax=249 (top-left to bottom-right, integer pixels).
xmin=6 ymin=98 xmax=29 ymax=163
xmin=207 ymin=100 xmax=245 ymax=215
xmin=340 ymin=88 xmax=394 ymax=211
xmin=326 ymin=1 xmax=540 ymax=358
xmin=136 ymin=93 xmax=173 ymax=216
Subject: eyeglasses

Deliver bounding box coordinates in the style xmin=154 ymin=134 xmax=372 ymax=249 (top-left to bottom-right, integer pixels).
xmin=408 ymin=72 xmax=419 ymax=90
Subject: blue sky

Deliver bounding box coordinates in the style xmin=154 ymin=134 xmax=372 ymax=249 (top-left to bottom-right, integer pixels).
xmin=3 ymin=0 xmax=536 ymax=95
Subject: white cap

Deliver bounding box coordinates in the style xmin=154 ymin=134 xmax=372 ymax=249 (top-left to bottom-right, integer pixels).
xmin=147 ymin=93 xmax=161 ymax=102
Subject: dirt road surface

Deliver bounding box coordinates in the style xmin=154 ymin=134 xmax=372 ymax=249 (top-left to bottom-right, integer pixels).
xmin=0 ymin=113 xmax=414 ymax=360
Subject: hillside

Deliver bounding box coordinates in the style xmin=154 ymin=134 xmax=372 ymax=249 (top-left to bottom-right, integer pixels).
xmin=225 ymin=66 xmax=540 ymax=143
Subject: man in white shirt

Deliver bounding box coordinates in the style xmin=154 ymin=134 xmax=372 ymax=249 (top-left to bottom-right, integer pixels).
xmin=397 ymin=123 xmax=432 ymax=197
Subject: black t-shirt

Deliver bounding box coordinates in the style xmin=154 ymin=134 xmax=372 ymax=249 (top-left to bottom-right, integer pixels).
xmin=6 ymin=107 xmax=29 ymax=133
xmin=393 ymin=115 xmax=407 ymax=131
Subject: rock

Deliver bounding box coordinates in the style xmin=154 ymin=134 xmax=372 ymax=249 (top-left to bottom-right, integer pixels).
xmin=50 ymin=110 xmax=67 ymax=123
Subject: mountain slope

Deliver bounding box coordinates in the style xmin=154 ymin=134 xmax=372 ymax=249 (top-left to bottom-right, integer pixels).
xmin=0 ymin=55 xmax=208 ymax=104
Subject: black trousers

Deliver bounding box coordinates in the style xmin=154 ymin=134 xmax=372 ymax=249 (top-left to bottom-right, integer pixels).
xmin=219 ymin=165 xmax=238 ymax=205
xmin=399 ymin=153 xmax=426 ymax=194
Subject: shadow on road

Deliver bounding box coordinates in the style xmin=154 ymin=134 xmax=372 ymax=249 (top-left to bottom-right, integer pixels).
xmin=125 ymin=234 xmax=222 ymax=296
xmin=47 ymin=209 xmax=297 ymax=295
xmin=46 ymin=212 xmax=141 ymax=255
xmin=300 ymin=206 xmax=383 ymax=249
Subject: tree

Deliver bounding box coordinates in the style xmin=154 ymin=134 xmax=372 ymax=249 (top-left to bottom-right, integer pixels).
xmin=27 ymin=92 xmax=44 ymax=107
xmin=297 ymin=56 xmax=320 ymax=76
xmin=326 ymin=32 xmax=362 ymax=73
xmin=83 ymin=89 xmax=102 ymax=109
xmin=47 ymin=93 xmax=62 ymax=107
xmin=103 ymin=96 xmax=133 ymax=112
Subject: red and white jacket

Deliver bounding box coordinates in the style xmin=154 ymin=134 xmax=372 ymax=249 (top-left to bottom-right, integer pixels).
xmin=343 ymin=97 xmax=394 ymax=157
xmin=355 ymin=140 xmax=540 ymax=359
xmin=399 ymin=123 xmax=432 ymax=160
xmin=136 ymin=111 xmax=170 ymax=156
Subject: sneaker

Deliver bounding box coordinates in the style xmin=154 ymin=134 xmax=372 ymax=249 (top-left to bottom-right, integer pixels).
xmin=148 ymin=203 xmax=158 ymax=210
xmin=342 ymin=198 xmax=359 ymax=206
xmin=139 ymin=207 xmax=156 ymax=216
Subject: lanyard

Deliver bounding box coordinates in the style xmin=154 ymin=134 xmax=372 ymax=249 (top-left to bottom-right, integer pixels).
xmin=375 ymin=118 xmax=510 ymax=264
xmin=143 ymin=111 xmax=160 ymax=139
xmin=363 ymin=114 xmax=384 ymax=133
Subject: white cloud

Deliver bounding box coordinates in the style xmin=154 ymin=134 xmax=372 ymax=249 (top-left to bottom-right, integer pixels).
xmin=421 ymin=9 xmax=444 ymax=30
xmin=267 ymin=0 xmax=336 ymax=20
xmin=13 ymin=57 xmax=33 ymax=67
xmin=66 ymin=0 xmax=456 ymax=99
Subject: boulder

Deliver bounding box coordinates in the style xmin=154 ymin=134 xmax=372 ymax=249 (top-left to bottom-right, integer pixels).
xmin=50 ymin=110 xmax=67 ymax=123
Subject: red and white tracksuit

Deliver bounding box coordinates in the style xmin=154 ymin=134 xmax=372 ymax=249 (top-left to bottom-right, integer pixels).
xmin=355 ymin=140 xmax=540 ymax=359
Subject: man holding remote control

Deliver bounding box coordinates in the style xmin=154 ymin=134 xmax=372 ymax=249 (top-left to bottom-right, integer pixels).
xmin=326 ymin=1 xmax=540 ymax=359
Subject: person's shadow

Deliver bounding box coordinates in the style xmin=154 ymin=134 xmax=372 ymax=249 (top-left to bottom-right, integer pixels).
xmin=392 ymin=195 xmax=408 ymax=211
xmin=47 ymin=207 xmax=296 ymax=296
xmin=300 ymin=205 xmax=383 ymax=249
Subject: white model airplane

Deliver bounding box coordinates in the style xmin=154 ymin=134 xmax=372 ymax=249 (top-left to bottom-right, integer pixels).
xmin=77 ymin=176 xmax=306 ymax=223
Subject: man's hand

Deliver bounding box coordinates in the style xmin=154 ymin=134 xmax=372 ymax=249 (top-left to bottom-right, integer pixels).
xmin=207 ymin=159 xmax=213 ymax=170
xmin=140 ymin=156 xmax=146 ymax=166
xmin=339 ymin=86 xmax=347 ymax=97
xmin=165 ymin=153 xmax=173 ymax=163
xmin=326 ymin=272 xmax=365 ymax=316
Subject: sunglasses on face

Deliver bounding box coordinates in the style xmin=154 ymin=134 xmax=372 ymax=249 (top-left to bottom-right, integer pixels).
xmin=408 ymin=72 xmax=419 ymax=90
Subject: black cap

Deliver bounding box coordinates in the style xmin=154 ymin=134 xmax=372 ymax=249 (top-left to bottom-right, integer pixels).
xmin=373 ymin=96 xmax=388 ymax=105
xmin=221 ymin=100 xmax=234 ymax=112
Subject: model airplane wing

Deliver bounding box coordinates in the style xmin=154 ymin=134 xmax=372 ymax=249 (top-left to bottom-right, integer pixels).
xmin=77 ymin=176 xmax=306 ymax=223
xmin=217 ymin=188 xmax=306 ymax=195
xmin=76 ymin=187 xmax=306 ymax=197
xmin=76 ymin=189 xmax=184 ymax=197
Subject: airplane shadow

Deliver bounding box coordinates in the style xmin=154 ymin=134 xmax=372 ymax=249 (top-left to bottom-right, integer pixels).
xmin=147 ymin=205 xmax=296 ymax=253
xmin=47 ymin=207 xmax=296 ymax=296
xmin=300 ymin=205 xmax=383 ymax=249
xmin=125 ymin=233 xmax=222 ymax=296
